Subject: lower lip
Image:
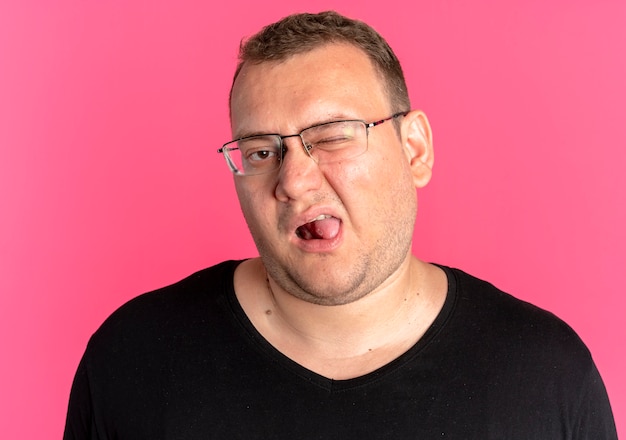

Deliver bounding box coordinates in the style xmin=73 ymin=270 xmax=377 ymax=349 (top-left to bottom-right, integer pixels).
xmin=293 ymin=224 xmax=344 ymax=253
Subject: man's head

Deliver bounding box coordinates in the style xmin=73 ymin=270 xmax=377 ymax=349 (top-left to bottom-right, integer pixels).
xmin=230 ymin=11 xmax=410 ymax=116
xmin=226 ymin=12 xmax=433 ymax=306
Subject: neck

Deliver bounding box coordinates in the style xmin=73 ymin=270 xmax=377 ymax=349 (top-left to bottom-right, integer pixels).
xmin=234 ymin=257 xmax=447 ymax=379
xmin=266 ymin=256 xmax=426 ymax=346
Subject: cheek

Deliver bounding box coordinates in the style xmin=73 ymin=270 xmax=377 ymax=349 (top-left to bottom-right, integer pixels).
xmin=321 ymin=161 xmax=367 ymax=204
xmin=336 ymin=160 xmax=369 ymax=183
xmin=234 ymin=182 xmax=251 ymax=213
xmin=329 ymin=150 xmax=409 ymax=191
xmin=324 ymin=154 xmax=413 ymax=224
xmin=235 ymin=182 xmax=270 ymax=228
xmin=366 ymin=152 xmax=417 ymax=214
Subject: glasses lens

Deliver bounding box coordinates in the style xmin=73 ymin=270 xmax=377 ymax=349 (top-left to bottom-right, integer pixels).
xmin=301 ymin=120 xmax=367 ymax=164
xmin=223 ymin=135 xmax=282 ymax=175
xmin=220 ymin=120 xmax=369 ymax=175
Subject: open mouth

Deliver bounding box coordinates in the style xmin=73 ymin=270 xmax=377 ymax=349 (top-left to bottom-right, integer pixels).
xmin=295 ymin=215 xmax=341 ymax=240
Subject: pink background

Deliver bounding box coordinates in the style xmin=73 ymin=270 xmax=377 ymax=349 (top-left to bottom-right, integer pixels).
xmin=1 ymin=1 xmax=624 ymax=437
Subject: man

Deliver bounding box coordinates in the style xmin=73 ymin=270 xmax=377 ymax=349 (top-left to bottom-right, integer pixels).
xmin=64 ymin=11 xmax=616 ymax=439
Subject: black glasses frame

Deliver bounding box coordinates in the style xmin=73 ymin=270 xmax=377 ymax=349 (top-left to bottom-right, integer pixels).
xmin=217 ymin=111 xmax=409 ymax=175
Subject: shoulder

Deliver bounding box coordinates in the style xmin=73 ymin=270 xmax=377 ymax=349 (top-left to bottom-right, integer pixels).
xmin=101 ymin=259 xmax=239 ymax=324
xmin=85 ymin=260 xmax=242 ymax=359
xmin=442 ymin=266 xmax=592 ymax=367
xmin=436 ymin=267 xmax=617 ymax=437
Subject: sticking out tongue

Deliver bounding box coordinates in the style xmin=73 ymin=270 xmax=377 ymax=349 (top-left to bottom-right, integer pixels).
xmin=297 ymin=216 xmax=341 ymax=240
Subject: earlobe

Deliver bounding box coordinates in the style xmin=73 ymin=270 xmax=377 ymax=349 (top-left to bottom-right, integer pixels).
xmin=403 ymin=110 xmax=434 ymax=188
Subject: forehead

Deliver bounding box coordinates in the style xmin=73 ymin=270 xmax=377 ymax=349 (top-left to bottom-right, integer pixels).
xmin=229 ymin=43 xmax=390 ymax=135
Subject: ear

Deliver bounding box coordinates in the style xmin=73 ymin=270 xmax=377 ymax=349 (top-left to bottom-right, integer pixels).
xmin=402 ymin=110 xmax=434 ymax=188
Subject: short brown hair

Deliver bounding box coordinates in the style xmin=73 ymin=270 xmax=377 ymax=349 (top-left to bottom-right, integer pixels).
xmin=230 ymin=11 xmax=411 ymax=113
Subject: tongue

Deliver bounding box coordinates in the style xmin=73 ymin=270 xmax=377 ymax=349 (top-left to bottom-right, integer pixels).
xmin=298 ymin=217 xmax=341 ymax=240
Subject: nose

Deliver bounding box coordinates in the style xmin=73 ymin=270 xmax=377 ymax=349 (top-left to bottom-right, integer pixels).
xmin=274 ymin=136 xmax=323 ymax=202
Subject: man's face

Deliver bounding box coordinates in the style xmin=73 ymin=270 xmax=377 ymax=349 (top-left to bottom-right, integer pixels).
xmin=230 ymin=43 xmax=426 ymax=305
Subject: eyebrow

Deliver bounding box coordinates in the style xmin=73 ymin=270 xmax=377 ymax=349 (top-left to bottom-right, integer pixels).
xmin=232 ymin=129 xmax=274 ymax=140
xmin=232 ymin=114 xmax=358 ymax=140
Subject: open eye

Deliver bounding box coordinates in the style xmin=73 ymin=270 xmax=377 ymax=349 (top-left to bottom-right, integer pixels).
xmin=247 ymin=149 xmax=278 ymax=162
xmin=239 ymin=136 xmax=280 ymax=164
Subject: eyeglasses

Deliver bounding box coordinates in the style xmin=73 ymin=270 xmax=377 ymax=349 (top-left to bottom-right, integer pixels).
xmin=217 ymin=112 xmax=409 ymax=176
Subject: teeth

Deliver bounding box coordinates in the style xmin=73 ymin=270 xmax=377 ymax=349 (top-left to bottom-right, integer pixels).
xmin=295 ymin=215 xmax=333 ymax=239
xmin=310 ymin=214 xmax=332 ymax=222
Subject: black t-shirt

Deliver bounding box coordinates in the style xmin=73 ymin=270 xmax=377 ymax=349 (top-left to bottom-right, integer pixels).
xmin=64 ymin=260 xmax=617 ymax=439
